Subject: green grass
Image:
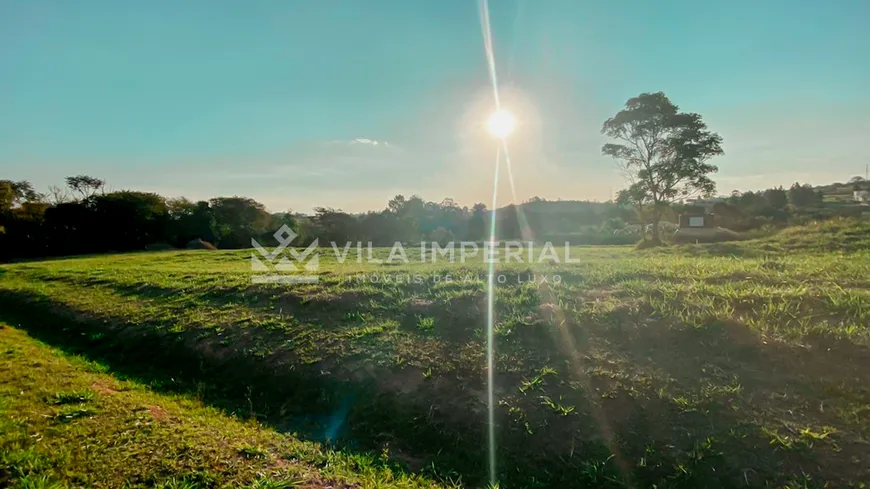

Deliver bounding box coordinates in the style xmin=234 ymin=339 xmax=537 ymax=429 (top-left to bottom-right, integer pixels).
xmin=1 ymin=221 xmax=869 ymax=487
xmin=666 ymin=217 xmax=870 ymax=256
xmin=0 ymin=326 xmax=450 ymax=489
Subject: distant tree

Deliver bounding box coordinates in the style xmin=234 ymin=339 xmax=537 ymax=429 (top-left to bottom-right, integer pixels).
xmin=711 ymin=201 xmax=755 ymax=231
xmin=47 ymin=185 xmax=71 ymax=205
xmin=263 ymin=211 xmax=308 ymax=246
xmin=312 ymin=207 xmax=359 ymax=243
xmin=736 ymin=190 xmax=765 ymax=210
xmin=439 ymin=197 xmax=458 ymax=208
xmin=602 ymin=92 xmax=723 ymax=243
xmin=167 ymin=197 xmax=195 ymax=216
xmin=762 ymin=186 xmax=788 ymax=210
xmin=0 ymin=201 xmax=50 ymax=259
xmin=496 ymin=204 xmax=522 ymax=240
xmin=358 ymin=210 xmax=400 ymax=245
xmin=466 ymin=203 xmax=487 ymax=241
xmin=42 ymin=201 xmax=94 ymax=255
xmin=91 ymin=191 xmax=169 ymax=251
xmin=209 ymin=196 xmax=272 ymax=248
xmin=386 ymin=194 xmax=424 ymax=242
xmin=271 ymin=211 xmax=300 ymax=234
xmin=387 ymin=194 xmax=406 ymax=214
xmin=788 ymin=182 xmax=823 ymax=207
xmin=850 ymin=177 xmax=870 ymax=191
xmin=293 ymin=215 xmax=318 ymax=245
xmin=0 ymin=184 xmax=9 ymax=213
xmin=419 ymin=198 xmax=467 ymax=239
xmin=65 ymin=175 xmax=105 ymax=201
xmin=0 ymin=180 xmax=40 ymax=211
xmin=167 ymin=198 xmax=218 ymax=245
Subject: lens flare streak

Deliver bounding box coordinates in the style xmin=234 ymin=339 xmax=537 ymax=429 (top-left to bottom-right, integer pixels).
xmin=477 ymin=4 xmax=626 ymax=485
xmin=478 ymin=0 xmax=501 ymax=111
xmin=485 ymin=146 xmax=500 ymax=485
xmin=478 ymin=0 xmax=501 ymax=484
xmin=479 ymin=0 xmax=543 ymax=483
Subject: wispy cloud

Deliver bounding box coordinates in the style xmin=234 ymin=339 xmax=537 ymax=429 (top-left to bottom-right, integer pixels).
xmin=351 ymin=138 xmax=390 ymax=147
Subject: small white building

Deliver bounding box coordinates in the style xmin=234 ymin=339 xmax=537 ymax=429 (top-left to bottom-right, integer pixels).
xmin=854 ymin=190 xmax=870 ymax=203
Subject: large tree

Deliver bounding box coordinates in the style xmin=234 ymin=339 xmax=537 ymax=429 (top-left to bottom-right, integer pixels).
xmin=602 ymin=92 xmax=723 ymax=243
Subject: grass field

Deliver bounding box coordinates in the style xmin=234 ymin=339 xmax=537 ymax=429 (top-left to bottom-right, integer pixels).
xmin=0 ymin=327 xmax=448 ymax=489
xmin=2 ymin=219 xmax=870 ymax=488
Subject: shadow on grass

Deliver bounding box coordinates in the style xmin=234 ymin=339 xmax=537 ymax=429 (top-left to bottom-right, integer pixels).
xmin=1 ymin=287 xmax=858 ymax=488
xmin=0 ymin=289 xmax=624 ymax=488
xmin=661 ymin=242 xmax=763 ymax=258
xmin=33 ymin=274 xmax=496 ymax=343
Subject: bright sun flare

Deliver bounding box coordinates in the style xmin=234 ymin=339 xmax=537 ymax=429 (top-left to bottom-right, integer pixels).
xmin=487 ymin=109 xmax=516 ymax=139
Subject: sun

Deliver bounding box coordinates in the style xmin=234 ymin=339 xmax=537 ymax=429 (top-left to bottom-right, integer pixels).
xmin=487 ymin=109 xmax=516 ymax=139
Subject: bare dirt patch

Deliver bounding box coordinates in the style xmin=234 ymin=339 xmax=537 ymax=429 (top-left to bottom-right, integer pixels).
xmin=148 ymin=405 xmax=169 ymax=422
xmin=91 ymin=380 xmax=119 ymax=395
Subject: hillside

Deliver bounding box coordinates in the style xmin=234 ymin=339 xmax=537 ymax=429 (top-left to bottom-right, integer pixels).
xmin=761 ymin=218 xmax=870 ymax=252
xmin=668 ymin=218 xmax=870 ymax=256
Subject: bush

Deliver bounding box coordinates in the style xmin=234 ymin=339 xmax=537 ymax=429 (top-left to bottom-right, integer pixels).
xmin=186 ymin=239 xmax=216 ymax=250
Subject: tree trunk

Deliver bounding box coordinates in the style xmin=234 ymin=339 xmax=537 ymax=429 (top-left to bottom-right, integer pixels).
xmin=648 ymin=200 xmax=663 ymax=244
xmin=650 ymin=211 xmax=661 ymax=244
xmin=635 ymin=205 xmax=647 ymax=241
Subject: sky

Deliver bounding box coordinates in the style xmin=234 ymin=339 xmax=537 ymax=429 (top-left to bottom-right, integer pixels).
xmin=1 ymin=0 xmax=869 ymax=213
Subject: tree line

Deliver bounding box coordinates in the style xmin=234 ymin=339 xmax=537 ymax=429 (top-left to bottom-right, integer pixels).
xmin=0 ymin=172 xmax=854 ymax=261
xmin=0 ymin=176 xmax=294 ymax=260
xmin=0 ymin=175 xmax=624 ymax=261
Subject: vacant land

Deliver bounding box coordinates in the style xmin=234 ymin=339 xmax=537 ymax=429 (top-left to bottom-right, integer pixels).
xmin=0 ymin=327 xmax=449 ymax=489
xmin=2 ymin=220 xmax=869 ymax=488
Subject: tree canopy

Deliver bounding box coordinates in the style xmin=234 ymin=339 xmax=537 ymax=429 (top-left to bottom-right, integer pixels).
xmin=602 ymin=92 xmax=724 ymax=242
xmin=65 ymin=175 xmax=105 ymax=200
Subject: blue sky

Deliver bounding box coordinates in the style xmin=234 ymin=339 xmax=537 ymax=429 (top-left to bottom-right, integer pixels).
xmin=2 ymin=0 xmax=868 ymax=212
